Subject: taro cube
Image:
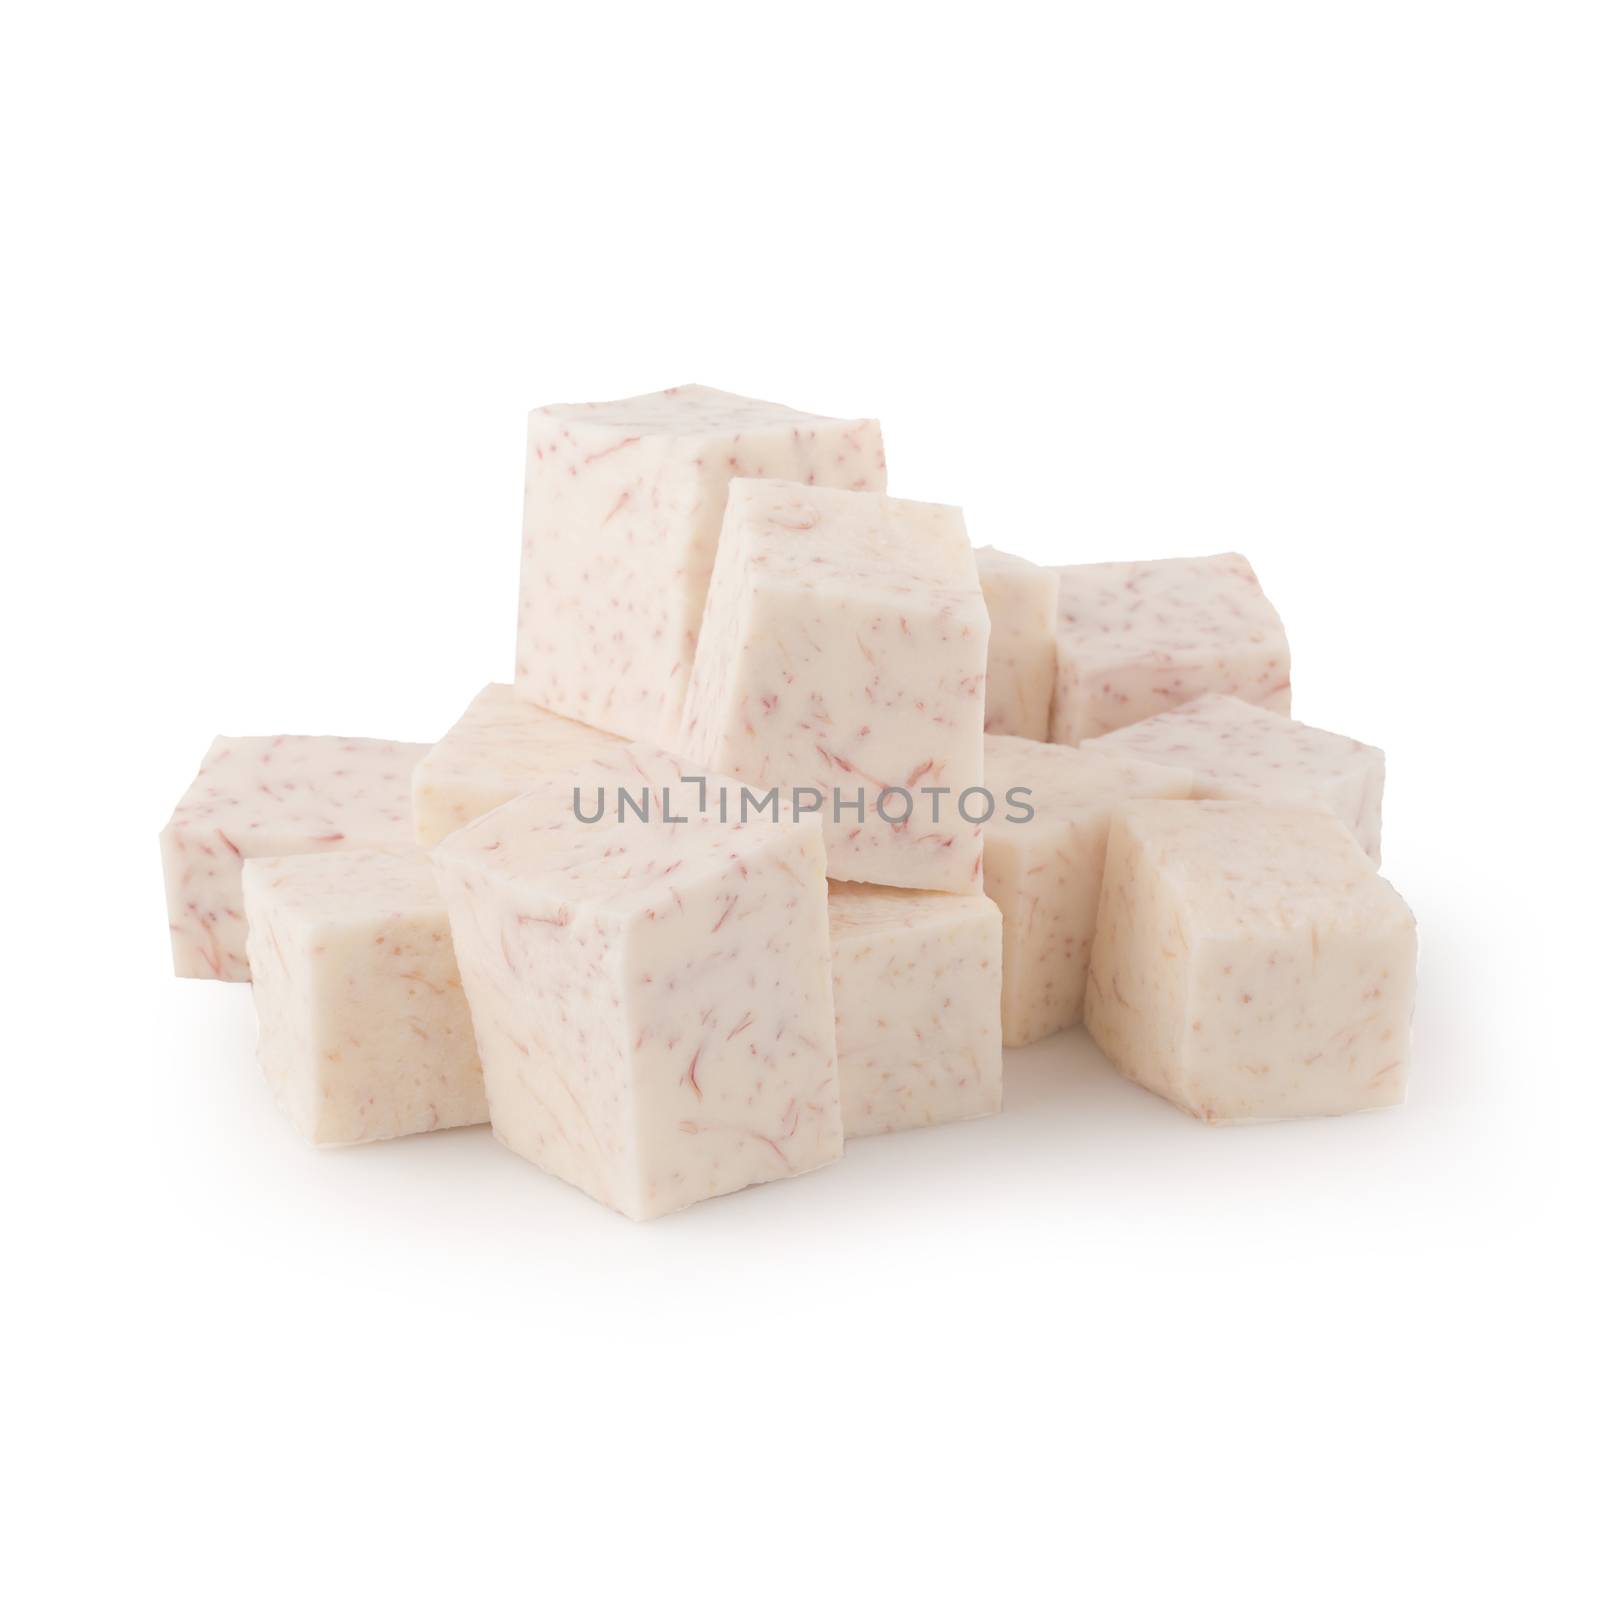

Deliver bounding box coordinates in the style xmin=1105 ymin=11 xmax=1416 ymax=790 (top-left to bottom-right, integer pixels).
xmin=242 ymin=850 xmax=487 ymax=1145
xmin=431 ymin=744 xmax=842 ymax=1220
xmin=1085 ymin=801 xmax=1417 ymax=1124
xmin=680 ymin=479 xmax=988 ymax=894
xmin=828 ymin=883 xmax=1003 ymax=1137
xmin=1050 ymin=553 xmax=1290 ymax=744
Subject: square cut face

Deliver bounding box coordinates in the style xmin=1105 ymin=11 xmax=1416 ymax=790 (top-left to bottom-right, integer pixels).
xmin=161 ymin=735 xmax=428 ymax=981
xmin=1049 ymin=553 xmax=1291 ymax=744
xmin=516 ymin=385 xmax=886 ymax=745
xmin=412 ymin=683 xmax=621 ymax=846
xmin=1084 ymin=801 xmax=1416 ymax=1125
xmin=1082 ymin=693 xmax=1386 ymax=862
xmin=430 ymin=744 xmax=843 ymax=1220
xmin=827 ymin=883 xmax=1003 ymax=1137
xmin=975 ymin=547 xmax=1060 ymax=740
xmin=680 ymin=479 xmax=989 ymax=894
xmin=980 ymin=736 xmax=1193 ymax=1046
xmin=241 ymin=850 xmax=487 ymax=1146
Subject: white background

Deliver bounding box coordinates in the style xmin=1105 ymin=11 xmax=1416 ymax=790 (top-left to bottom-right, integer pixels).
xmin=5 ymin=3 xmax=1596 ymax=1595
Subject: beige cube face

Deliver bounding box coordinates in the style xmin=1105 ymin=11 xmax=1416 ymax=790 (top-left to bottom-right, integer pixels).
xmin=1082 ymin=693 xmax=1386 ymax=861
xmin=681 ymin=479 xmax=989 ymax=894
xmin=975 ymin=547 xmax=1060 ymax=740
xmin=1085 ymin=801 xmax=1416 ymax=1124
xmin=161 ymin=735 xmax=428 ymax=981
xmin=828 ymin=884 xmax=1003 ymax=1137
xmin=436 ymin=861 xmax=637 ymax=1210
xmin=412 ymin=683 xmax=620 ymax=847
xmin=431 ymin=744 xmax=844 ymax=1221
xmin=242 ymin=851 xmax=487 ymax=1146
xmin=516 ymin=386 xmax=886 ymax=745
xmin=981 ymin=737 xmax=1194 ymax=1046
xmin=1049 ymin=554 xmax=1291 ymax=744
xmin=624 ymin=852 xmax=843 ymax=1212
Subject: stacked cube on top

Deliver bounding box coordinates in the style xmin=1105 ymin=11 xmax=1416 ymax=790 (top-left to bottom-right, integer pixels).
xmin=516 ymin=385 xmax=886 ymax=745
xmin=680 ymin=478 xmax=989 ymax=894
xmin=160 ymin=382 xmax=1420 ymax=1215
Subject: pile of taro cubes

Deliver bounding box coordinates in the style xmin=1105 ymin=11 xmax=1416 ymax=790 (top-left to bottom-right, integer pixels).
xmin=161 ymin=386 xmax=1417 ymax=1221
